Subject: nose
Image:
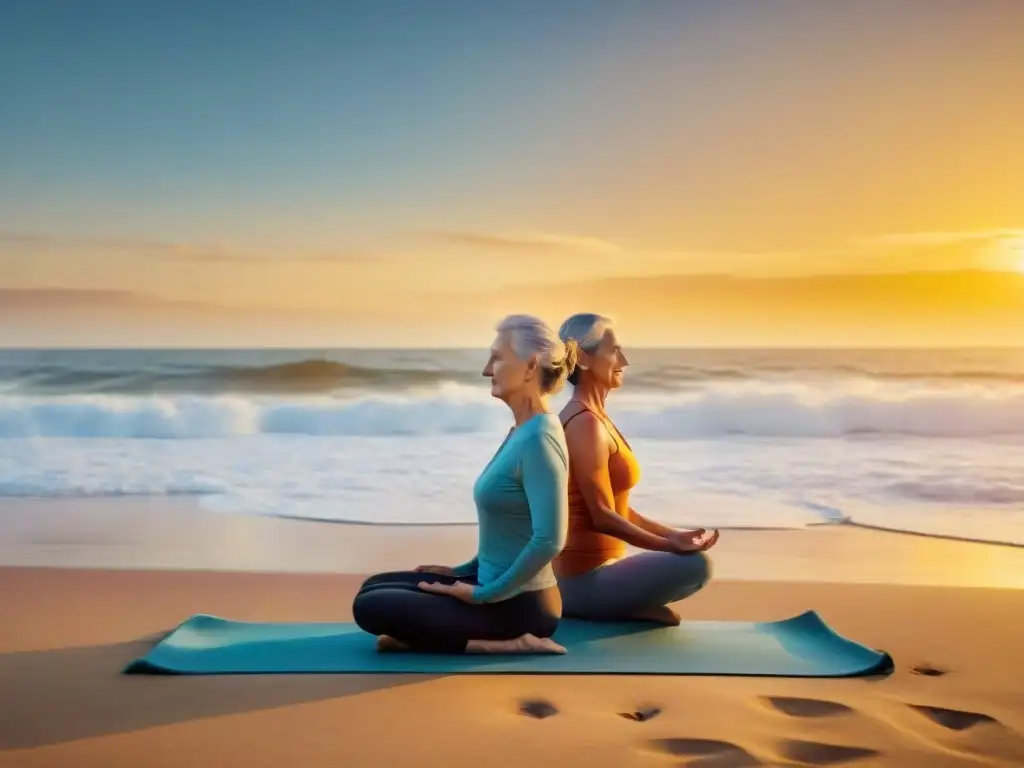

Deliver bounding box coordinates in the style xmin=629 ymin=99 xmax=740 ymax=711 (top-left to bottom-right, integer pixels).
xmin=620 ymin=351 xmax=630 ymax=367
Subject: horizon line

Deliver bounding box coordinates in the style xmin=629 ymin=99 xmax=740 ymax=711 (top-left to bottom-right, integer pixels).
xmin=4 ymin=343 xmax=1024 ymax=352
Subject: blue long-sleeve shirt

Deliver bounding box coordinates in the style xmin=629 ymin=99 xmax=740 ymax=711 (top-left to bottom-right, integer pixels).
xmin=453 ymin=413 xmax=569 ymax=603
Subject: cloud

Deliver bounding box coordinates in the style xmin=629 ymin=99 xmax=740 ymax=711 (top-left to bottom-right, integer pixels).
xmin=166 ymin=245 xmax=372 ymax=264
xmin=0 ymin=231 xmax=178 ymax=252
xmin=0 ymin=231 xmax=372 ymax=264
xmin=854 ymin=228 xmax=1024 ymax=247
xmin=423 ymin=230 xmax=621 ymax=256
xmin=640 ymin=226 xmax=1024 ymax=277
xmin=0 ymin=287 xmax=217 ymax=311
xmin=845 ymin=228 xmax=1024 ymax=273
xmin=422 ymin=224 xmax=1024 ymax=276
xmin=0 ymin=287 xmax=153 ymax=308
xmin=5 ymin=224 xmax=1022 ymax=276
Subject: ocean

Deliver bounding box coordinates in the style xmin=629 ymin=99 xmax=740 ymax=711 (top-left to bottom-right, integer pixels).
xmin=1 ymin=347 xmax=1022 ymax=546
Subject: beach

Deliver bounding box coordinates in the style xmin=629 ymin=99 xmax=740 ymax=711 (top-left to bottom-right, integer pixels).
xmin=7 ymin=0 xmax=1024 ymax=761
xmin=3 ymin=498 xmax=1024 ymax=767
xmin=4 ymin=346 xmax=1024 ymax=766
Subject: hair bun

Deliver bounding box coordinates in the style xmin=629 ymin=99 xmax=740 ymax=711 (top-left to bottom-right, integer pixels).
xmin=561 ymin=338 xmax=580 ymax=375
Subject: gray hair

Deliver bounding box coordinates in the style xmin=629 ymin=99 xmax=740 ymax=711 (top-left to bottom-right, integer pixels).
xmin=557 ymin=313 xmax=614 ymax=386
xmin=496 ymin=314 xmax=579 ymax=395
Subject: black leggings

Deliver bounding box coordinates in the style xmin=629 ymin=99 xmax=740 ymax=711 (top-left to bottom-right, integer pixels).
xmin=351 ymin=570 xmax=562 ymax=653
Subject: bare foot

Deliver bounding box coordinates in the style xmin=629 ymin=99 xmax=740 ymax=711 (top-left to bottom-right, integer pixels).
xmin=376 ymin=635 xmax=411 ymax=652
xmin=628 ymin=605 xmax=681 ymax=626
xmin=466 ymin=633 xmax=567 ymax=655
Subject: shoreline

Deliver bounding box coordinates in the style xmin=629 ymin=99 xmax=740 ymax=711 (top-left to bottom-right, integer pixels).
xmin=2 ymin=496 xmax=1023 ymax=588
xmin=3 ymin=493 xmax=1024 ymax=547
xmin=270 ymin=511 xmax=1024 ymax=550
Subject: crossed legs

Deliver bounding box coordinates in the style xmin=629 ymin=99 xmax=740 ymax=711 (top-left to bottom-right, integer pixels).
xmin=352 ymin=570 xmax=564 ymax=653
xmin=558 ymin=551 xmax=712 ymax=625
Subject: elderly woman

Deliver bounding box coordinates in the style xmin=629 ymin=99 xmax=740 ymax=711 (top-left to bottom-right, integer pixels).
xmin=352 ymin=315 xmax=578 ymax=654
xmin=553 ymin=313 xmax=718 ymax=625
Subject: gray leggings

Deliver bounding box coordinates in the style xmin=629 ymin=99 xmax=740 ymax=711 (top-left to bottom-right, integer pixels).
xmin=558 ymin=551 xmax=712 ymax=621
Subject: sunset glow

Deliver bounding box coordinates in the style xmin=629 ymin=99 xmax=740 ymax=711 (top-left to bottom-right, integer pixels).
xmin=1012 ymin=240 xmax=1024 ymax=274
xmin=1 ymin=2 xmax=1023 ymax=347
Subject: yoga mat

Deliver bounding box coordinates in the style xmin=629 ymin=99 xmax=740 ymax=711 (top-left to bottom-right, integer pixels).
xmin=124 ymin=610 xmax=893 ymax=677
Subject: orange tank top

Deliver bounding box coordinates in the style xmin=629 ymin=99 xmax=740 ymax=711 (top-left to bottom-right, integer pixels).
xmin=554 ymin=403 xmax=642 ymax=579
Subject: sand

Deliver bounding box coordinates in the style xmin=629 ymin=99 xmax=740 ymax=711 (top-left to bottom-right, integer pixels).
xmin=2 ymin=500 xmax=1024 ymax=767
xmin=3 ymin=497 xmax=1023 ymax=588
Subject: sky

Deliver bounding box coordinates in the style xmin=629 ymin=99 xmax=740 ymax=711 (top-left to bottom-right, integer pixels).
xmin=2 ymin=0 xmax=1023 ymax=346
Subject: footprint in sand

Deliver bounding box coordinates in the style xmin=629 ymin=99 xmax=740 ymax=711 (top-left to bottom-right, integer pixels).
xmin=618 ymin=706 xmax=662 ymax=722
xmin=910 ymin=663 xmax=949 ymax=677
xmin=761 ymin=696 xmax=855 ymax=719
xmin=518 ymin=699 xmax=559 ymax=719
xmin=777 ymin=739 xmax=879 ymax=766
xmin=650 ymin=738 xmax=763 ymax=767
xmin=909 ymin=704 xmax=997 ymax=732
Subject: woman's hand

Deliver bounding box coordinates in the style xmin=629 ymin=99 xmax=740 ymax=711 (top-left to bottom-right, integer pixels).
xmin=418 ymin=580 xmax=478 ymax=603
xmin=668 ymin=528 xmax=720 ymax=554
xmin=414 ymin=564 xmax=456 ymax=576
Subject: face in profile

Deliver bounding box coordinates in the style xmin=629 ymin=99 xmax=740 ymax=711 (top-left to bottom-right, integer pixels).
xmin=482 ymin=332 xmax=537 ymax=401
xmin=581 ymin=326 xmax=630 ymax=389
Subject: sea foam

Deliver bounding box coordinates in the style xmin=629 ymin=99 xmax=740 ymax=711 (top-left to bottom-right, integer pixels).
xmin=3 ymin=379 xmax=1024 ymax=439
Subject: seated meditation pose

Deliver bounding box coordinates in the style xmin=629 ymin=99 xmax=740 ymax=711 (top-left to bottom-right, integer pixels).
xmin=352 ymin=314 xmax=578 ymax=654
xmin=553 ymin=312 xmax=719 ymax=626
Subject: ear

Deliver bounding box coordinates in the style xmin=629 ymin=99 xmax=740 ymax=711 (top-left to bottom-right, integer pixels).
xmin=576 ymin=349 xmax=591 ymax=371
xmin=524 ymin=354 xmax=540 ymax=379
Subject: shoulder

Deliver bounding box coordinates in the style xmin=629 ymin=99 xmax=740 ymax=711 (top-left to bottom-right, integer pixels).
xmin=518 ymin=415 xmax=569 ymax=467
xmin=559 ymin=409 xmax=611 ymax=458
xmin=560 ymin=406 xmax=603 ymax=438
xmin=559 ymin=401 xmax=597 ymax=430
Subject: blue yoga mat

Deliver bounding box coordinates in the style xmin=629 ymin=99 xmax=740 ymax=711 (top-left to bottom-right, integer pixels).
xmin=123 ymin=610 xmax=893 ymax=677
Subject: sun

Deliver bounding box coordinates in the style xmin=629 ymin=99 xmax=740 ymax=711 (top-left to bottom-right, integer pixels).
xmin=1003 ymin=237 xmax=1024 ymax=273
